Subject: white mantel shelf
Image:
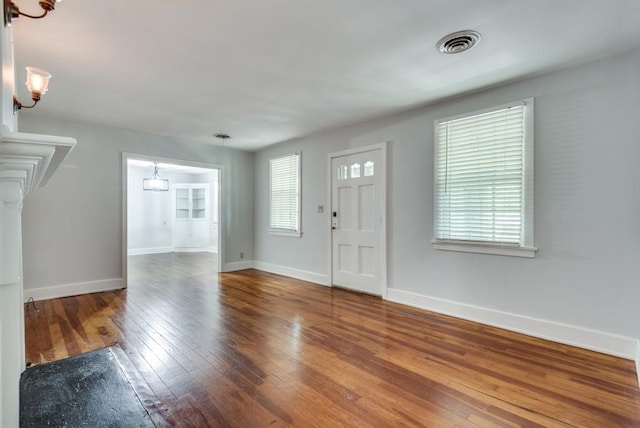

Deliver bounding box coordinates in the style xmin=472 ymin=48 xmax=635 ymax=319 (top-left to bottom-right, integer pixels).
xmin=0 ymin=127 xmax=76 ymax=428
xmin=0 ymin=129 xmax=77 ymax=194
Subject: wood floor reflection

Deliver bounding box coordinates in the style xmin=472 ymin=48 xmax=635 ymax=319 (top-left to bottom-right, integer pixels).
xmin=25 ymin=253 xmax=640 ymax=427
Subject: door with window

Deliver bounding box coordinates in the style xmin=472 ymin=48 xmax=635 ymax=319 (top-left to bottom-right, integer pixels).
xmin=330 ymin=145 xmax=386 ymax=296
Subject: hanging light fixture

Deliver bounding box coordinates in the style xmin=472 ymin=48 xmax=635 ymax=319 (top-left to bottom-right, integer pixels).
xmin=143 ymin=163 xmax=169 ymax=191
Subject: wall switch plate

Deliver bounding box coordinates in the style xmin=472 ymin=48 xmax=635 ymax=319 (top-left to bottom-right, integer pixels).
xmin=317 ymin=205 xmax=324 ymax=213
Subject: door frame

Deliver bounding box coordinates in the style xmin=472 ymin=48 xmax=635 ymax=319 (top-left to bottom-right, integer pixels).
xmin=121 ymin=152 xmax=224 ymax=286
xmin=326 ymin=142 xmax=388 ymax=297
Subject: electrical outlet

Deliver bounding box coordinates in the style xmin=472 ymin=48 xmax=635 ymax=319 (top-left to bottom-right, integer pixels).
xmin=240 ymin=252 xmax=244 ymax=259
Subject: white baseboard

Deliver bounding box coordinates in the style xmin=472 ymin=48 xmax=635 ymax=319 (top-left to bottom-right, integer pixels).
xmin=128 ymin=247 xmax=173 ymax=256
xmin=387 ymin=288 xmax=638 ymax=360
xmin=128 ymin=246 xmax=218 ymax=256
xmin=252 ymin=261 xmax=329 ymax=286
xmin=24 ymin=278 xmax=124 ymax=302
xmin=223 ymin=260 xmax=254 ymax=272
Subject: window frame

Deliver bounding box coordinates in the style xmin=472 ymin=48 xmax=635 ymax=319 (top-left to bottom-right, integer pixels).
xmin=269 ymin=152 xmax=302 ymax=237
xmin=432 ymin=99 xmax=536 ymax=258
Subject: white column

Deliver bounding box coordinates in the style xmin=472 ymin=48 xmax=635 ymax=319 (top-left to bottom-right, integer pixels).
xmin=0 ymin=177 xmax=25 ymax=428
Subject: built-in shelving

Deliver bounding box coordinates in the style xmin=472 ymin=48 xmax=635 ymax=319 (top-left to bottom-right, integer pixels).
xmin=173 ymin=184 xmax=208 ymax=220
xmin=172 ymin=183 xmax=209 ymax=250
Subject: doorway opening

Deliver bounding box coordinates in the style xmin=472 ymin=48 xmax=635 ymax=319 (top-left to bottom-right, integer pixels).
xmin=122 ymin=154 xmax=223 ymax=288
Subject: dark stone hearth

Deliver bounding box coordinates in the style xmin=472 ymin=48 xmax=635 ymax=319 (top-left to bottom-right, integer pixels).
xmin=20 ymin=347 xmax=154 ymax=427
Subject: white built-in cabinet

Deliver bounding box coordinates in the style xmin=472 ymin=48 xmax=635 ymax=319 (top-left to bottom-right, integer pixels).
xmin=172 ymin=183 xmax=209 ymax=250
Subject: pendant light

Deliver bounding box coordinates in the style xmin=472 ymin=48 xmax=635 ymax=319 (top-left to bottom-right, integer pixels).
xmin=143 ymin=163 xmax=169 ymax=191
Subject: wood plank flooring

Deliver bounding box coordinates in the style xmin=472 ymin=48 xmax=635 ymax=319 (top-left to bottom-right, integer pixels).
xmin=24 ymin=252 xmax=640 ymax=427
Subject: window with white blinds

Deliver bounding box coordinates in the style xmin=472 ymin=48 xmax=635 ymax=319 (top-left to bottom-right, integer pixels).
xmin=269 ymin=153 xmax=301 ymax=236
xmin=433 ymin=99 xmax=535 ymax=257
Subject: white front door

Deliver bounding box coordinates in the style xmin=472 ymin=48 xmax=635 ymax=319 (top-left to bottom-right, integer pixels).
xmin=330 ymin=145 xmax=386 ymax=296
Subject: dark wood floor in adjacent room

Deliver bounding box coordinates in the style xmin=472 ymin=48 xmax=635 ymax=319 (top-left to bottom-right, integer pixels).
xmin=24 ymin=252 xmax=640 ymax=427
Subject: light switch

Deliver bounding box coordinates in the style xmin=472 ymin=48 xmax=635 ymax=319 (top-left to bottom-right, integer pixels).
xmin=317 ymin=205 xmax=324 ymax=213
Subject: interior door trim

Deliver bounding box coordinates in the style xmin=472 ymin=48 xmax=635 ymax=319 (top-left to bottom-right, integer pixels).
xmin=121 ymin=152 xmax=225 ymax=287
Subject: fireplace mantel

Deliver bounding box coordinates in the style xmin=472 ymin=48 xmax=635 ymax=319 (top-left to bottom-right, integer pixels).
xmin=0 ymin=128 xmax=76 ymax=427
xmin=0 ymin=129 xmax=76 ymax=192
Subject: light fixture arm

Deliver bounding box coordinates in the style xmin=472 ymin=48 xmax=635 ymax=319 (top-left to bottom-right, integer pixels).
xmin=13 ymin=93 xmax=40 ymax=113
xmin=4 ymin=0 xmax=57 ymax=27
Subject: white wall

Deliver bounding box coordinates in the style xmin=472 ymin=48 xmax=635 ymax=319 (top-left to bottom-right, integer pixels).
xmin=127 ymin=165 xmax=172 ymax=251
xmin=19 ymin=117 xmax=253 ymax=294
xmin=254 ymin=49 xmax=640 ymax=349
xmin=1 ymin=19 xmax=15 ymax=132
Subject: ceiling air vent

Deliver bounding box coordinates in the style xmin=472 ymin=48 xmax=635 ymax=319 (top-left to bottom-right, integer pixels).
xmin=436 ymin=30 xmax=481 ymax=54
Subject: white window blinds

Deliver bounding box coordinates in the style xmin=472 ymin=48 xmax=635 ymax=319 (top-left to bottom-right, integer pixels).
xmin=434 ymin=100 xmax=533 ymax=247
xmin=269 ymin=153 xmax=301 ymax=233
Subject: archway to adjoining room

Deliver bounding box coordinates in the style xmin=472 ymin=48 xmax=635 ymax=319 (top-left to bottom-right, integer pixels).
xmin=122 ymin=153 xmax=223 ymax=289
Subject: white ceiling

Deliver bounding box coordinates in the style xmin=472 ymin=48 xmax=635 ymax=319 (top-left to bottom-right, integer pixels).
xmin=12 ymin=0 xmax=640 ymax=151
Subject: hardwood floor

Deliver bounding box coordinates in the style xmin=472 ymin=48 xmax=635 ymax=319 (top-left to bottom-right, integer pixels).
xmin=25 ymin=253 xmax=640 ymax=427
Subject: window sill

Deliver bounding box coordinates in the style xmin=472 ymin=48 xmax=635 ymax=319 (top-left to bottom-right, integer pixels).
xmin=431 ymin=240 xmax=537 ymax=258
xmin=269 ymin=229 xmax=302 ymax=238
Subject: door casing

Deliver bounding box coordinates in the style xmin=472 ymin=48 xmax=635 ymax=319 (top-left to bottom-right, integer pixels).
xmin=121 ymin=152 xmax=224 ymax=286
